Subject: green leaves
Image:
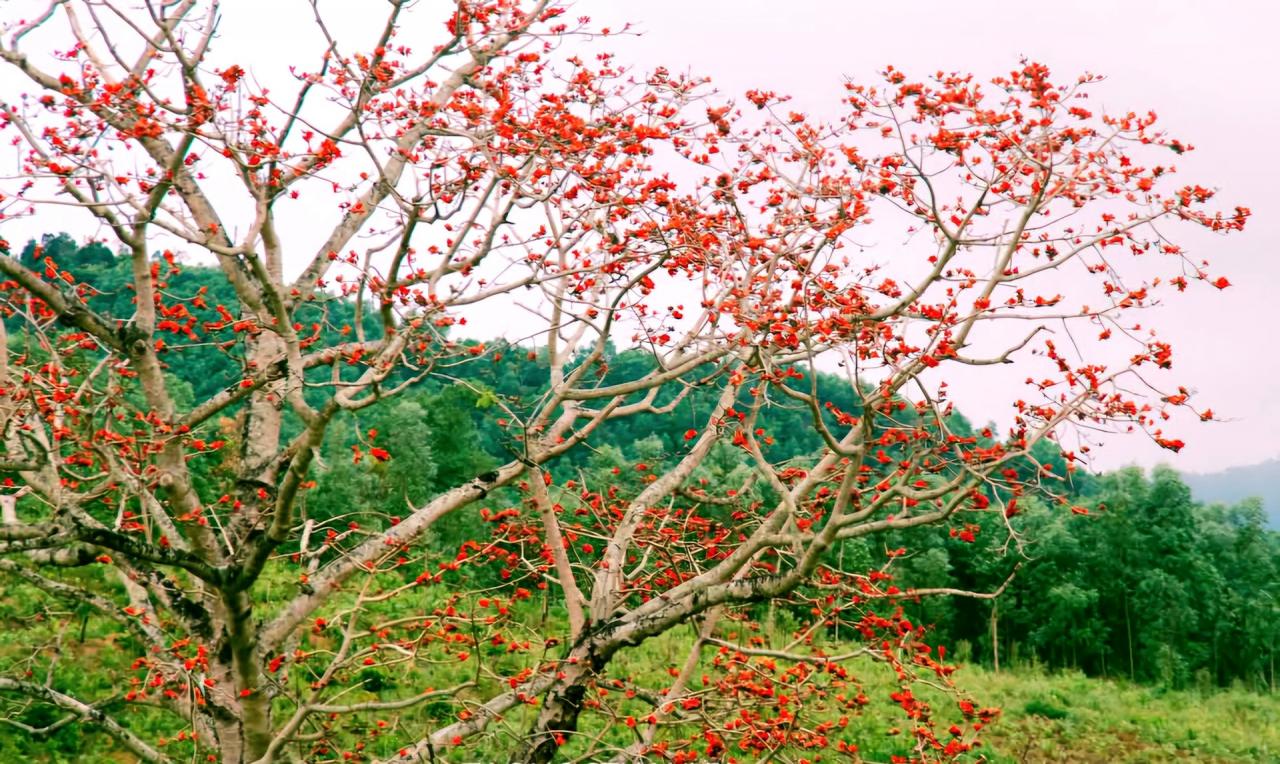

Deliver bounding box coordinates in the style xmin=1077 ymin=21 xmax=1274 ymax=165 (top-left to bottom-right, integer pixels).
xmin=474 ymin=387 xmax=500 ymax=410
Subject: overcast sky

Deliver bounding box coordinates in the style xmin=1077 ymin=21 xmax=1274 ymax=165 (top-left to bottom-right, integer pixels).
xmin=2 ymin=1 xmax=1275 ymax=473
xmin=587 ymin=0 xmax=1277 ymax=474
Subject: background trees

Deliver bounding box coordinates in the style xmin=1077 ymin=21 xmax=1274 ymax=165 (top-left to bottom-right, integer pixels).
xmin=0 ymin=1 xmax=1254 ymax=762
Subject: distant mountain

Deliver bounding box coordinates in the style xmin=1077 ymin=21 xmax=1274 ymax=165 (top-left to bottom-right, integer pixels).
xmin=1181 ymin=458 xmax=1280 ymax=527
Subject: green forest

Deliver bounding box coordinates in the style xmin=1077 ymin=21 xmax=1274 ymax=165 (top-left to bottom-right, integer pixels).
xmin=7 ymin=234 xmax=1275 ymax=729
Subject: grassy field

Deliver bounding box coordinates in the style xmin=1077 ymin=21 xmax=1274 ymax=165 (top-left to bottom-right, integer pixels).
xmin=0 ymin=649 xmax=1275 ymax=762
xmin=0 ymin=579 xmax=1275 ymax=762
xmin=589 ymin=618 xmax=1280 ymax=763
xmin=949 ymin=666 xmax=1278 ymax=763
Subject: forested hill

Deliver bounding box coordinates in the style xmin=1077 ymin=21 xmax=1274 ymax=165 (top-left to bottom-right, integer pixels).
xmin=1182 ymin=458 xmax=1280 ymax=527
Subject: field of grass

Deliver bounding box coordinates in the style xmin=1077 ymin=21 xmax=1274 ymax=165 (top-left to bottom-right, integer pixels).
xmin=580 ymin=617 xmax=1280 ymax=763
xmin=0 ymin=646 xmax=1276 ymax=762
xmin=0 ymin=576 xmax=1275 ymax=762
xmin=948 ymin=666 xmax=1278 ymax=763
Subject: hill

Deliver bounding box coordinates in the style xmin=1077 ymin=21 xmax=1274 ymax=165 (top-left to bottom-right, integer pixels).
xmin=1182 ymin=457 xmax=1280 ymax=527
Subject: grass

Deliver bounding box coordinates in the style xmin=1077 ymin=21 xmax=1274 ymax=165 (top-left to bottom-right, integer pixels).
xmin=553 ymin=616 xmax=1280 ymax=763
xmin=954 ymin=665 xmax=1279 ymax=762
xmin=0 ymin=574 xmax=1275 ymax=762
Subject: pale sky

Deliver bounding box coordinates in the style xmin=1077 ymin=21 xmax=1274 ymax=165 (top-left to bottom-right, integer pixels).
xmin=1 ymin=1 xmax=1275 ymax=473
xmin=590 ymin=0 xmax=1279 ymax=474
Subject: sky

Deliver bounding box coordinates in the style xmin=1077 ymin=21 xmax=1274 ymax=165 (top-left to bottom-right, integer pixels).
xmin=1 ymin=0 xmax=1275 ymax=473
xmin=589 ymin=0 xmax=1279 ymax=474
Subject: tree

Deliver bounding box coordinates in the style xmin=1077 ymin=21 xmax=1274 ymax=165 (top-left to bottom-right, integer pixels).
xmin=0 ymin=2 xmax=1248 ymax=762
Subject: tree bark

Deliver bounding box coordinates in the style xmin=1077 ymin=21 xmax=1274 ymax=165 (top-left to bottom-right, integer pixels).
xmin=228 ymin=589 xmax=271 ymax=762
xmin=515 ymin=642 xmax=615 ymax=764
xmin=990 ymin=600 xmax=999 ymax=673
xmin=1123 ymin=591 xmax=1136 ymax=681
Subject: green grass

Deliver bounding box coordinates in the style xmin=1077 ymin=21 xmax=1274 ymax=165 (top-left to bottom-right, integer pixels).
xmin=955 ymin=666 xmax=1279 ymax=762
xmin=554 ymin=618 xmax=1280 ymax=763
xmin=0 ymin=572 xmax=1275 ymax=762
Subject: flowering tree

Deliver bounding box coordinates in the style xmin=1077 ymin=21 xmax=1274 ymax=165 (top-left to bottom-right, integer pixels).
xmin=0 ymin=1 xmax=1246 ymax=762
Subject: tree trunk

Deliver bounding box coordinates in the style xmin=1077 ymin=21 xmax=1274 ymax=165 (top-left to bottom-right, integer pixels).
xmin=990 ymin=600 xmax=999 ymax=673
xmin=1212 ymin=626 xmax=1219 ymax=686
xmin=214 ymin=589 xmax=271 ymax=763
xmin=515 ymin=643 xmax=613 ymax=764
xmin=216 ymin=719 xmax=246 ymax=764
xmin=0 ymin=494 xmax=17 ymax=525
xmin=1123 ymin=591 xmax=1135 ymax=681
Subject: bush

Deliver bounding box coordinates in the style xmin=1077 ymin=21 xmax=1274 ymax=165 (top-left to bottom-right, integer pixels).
xmin=1023 ymin=698 xmax=1070 ymax=720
